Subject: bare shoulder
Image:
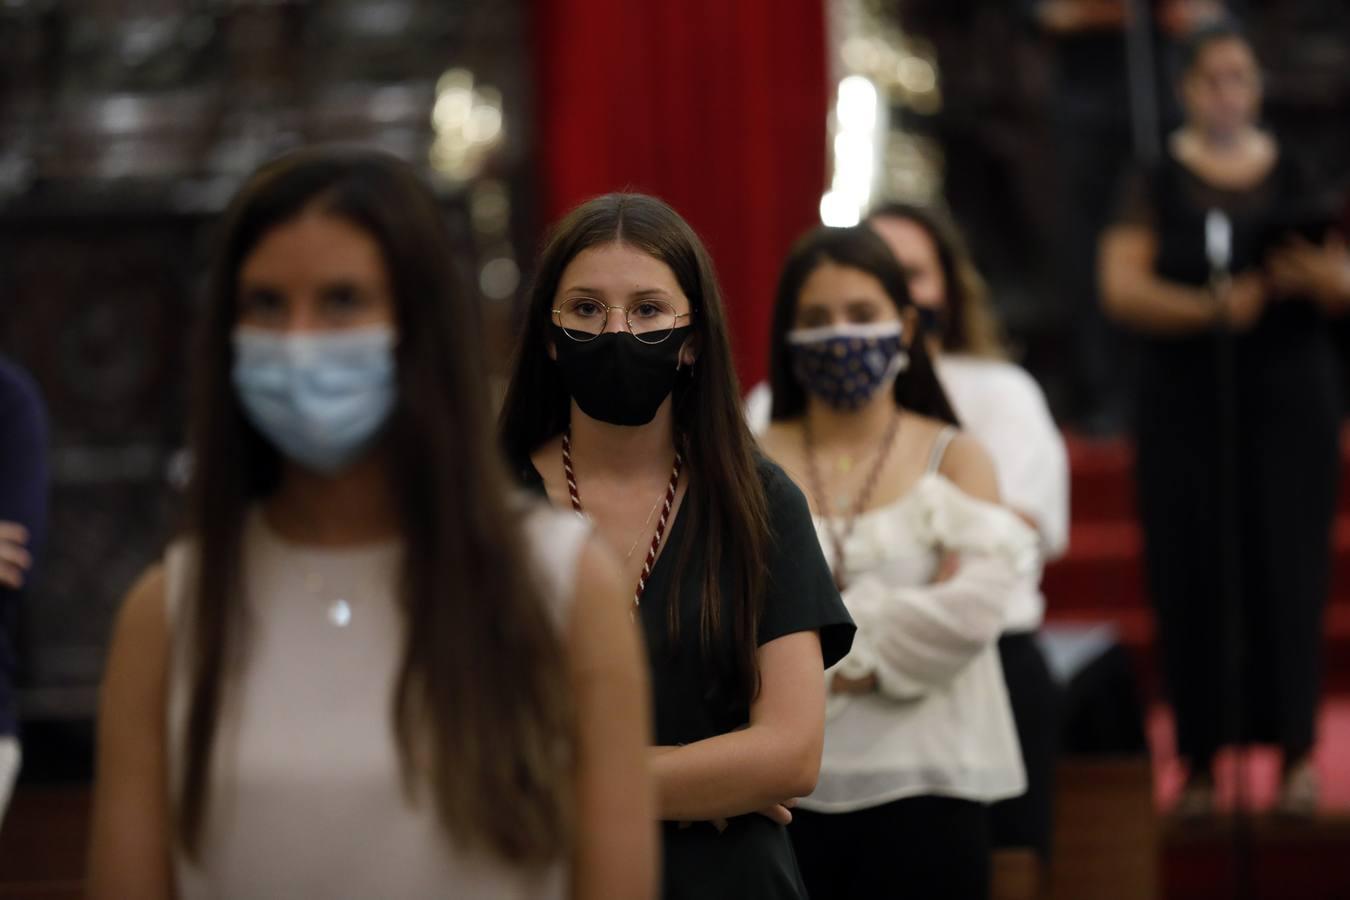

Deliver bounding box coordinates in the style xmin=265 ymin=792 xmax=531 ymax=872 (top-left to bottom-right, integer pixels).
xmin=757 ymin=419 xmax=811 ymax=492
xmin=100 ymin=563 xmax=171 ymax=729
xmin=898 ymin=410 xmax=952 ymax=457
xmin=530 ymin=435 xmax=564 ymax=479
xmin=566 ymin=535 xmax=646 ymax=687
xmin=758 ymin=420 xmax=801 ymax=458
xmin=113 ymin=564 xmax=170 ymax=653
xmin=571 ymin=536 xmax=624 ymax=608
xmin=529 ymin=436 xmax=567 ymax=504
xmin=567 ymin=536 xmax=631 ymax=652
xmin=88 ymin=563 xmax=173 ymax=900
xmin=936 ymin=430 xmax=1000 ymax=504
xmin=901 ymin=410 xmax=947 ymax=438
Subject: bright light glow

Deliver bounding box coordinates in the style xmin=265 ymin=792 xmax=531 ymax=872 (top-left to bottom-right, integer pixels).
xmin=834 ymin=132 xmax=874 ymax=169
xmin=429 ymin=68 xmax=506 ymax=182
xmin=433 ymin=88 xmax=473 ymax=131
xmin=436 ymin=68 xmax=474 ymax=96
xmin=480 ymin=257 xmax=521 ymax=300
xmin=824 ymin=74 xmax=880 ymax=224
xmin=833 ymin=138 xmax=873 ymax=201
xmin=897 ymin=57 xmax=936 ymax=95
xmin=841 ymin=37 xmax=871 ymax=71
xmin=820 ymin=191 xmax=861 ymax=227
xmin=466 ymin=104 xmax=503 ymax=144
xmin=836 ymin=76 xmax=878 ymax=131
xmin=428 ymin=136 xmax=472 ymax=180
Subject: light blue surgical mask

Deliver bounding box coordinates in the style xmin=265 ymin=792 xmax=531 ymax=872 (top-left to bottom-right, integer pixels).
xmin=232 ymin=325 xmax=398 ymax=474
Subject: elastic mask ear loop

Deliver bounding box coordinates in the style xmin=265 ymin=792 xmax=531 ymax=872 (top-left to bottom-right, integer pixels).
xmin=883 ymin=322 xmax=910 ymax=378
xmin=677 ymin=335 xmax=696 ymax=372
xmin=887 ymin=349 xmax=910 ymax=377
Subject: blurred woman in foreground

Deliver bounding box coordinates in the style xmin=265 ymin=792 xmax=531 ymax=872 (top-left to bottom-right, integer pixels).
xmin=89 ymin=148 xmax=655 ymax=898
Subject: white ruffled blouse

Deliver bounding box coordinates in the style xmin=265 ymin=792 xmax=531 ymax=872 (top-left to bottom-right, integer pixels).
xmin=800 ymin=472 xmax=1039 ymax=813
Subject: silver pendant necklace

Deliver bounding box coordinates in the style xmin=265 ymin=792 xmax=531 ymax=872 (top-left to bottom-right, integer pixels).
xmin=301 ymin=570 xmax=357 ymax=628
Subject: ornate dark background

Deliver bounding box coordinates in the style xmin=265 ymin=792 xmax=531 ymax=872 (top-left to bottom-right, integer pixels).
xmin=0 ymin=0 xmax=532 ymax=765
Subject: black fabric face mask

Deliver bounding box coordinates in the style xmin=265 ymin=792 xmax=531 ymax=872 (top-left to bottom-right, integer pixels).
xmin=551 ymin=324 xmax=692 ymax=426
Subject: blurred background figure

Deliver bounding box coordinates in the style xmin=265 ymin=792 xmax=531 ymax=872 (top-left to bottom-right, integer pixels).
xmin=759 ymin=224 xmax=1035 ymax=900
xmin=0 ymin=355 xmax=49 ymax=824
xmin=87 ymin=149 xmax=655 ymax=899
xmin=1100 ymin=20 xmax=1341 ymax=816
xmin=867 ymin=203 xmax=1069 ymax=888
xmin=1030 ymin=0 xmax=1231 ymax=432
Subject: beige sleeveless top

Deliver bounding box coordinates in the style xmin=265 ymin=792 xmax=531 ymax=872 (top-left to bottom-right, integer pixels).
xmin=164 ymin=503 xmax=589 ymax=899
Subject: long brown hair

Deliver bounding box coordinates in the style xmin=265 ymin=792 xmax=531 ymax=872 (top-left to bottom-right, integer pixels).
xmin=768 ymin=224 xmax=959 ymax=425
xmin=499 ymin=193 xmax=769 ymax=708
xmin=867 ymin=202 xmax=1007 ymax=360
xmin=181 ymin=147 xmax=572 ymax=864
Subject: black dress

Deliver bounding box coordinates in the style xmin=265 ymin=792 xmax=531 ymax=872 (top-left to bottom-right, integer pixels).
xmin=1119 ymin=151 xmax=1340 ymax=766
xmin=520 ymin=456 xmax=855 ymax=899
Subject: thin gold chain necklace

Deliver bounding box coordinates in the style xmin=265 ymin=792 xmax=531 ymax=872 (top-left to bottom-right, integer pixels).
xmin=802 ymin=410 xmax=901 ymax=590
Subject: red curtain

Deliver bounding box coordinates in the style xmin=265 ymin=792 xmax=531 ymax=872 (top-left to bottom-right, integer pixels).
xmin=532 ymin=0 xmax=829 ymax=388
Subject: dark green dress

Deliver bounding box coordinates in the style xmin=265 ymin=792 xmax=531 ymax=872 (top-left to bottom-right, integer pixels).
xmin=520 ymin=457 xmax=854 ymax=899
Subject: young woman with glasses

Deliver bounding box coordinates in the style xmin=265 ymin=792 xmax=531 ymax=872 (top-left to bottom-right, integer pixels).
xmin=88 ymin=149 xmax=656 ymax=899
xmin=500 ymin=193 xmax=855 ymax=900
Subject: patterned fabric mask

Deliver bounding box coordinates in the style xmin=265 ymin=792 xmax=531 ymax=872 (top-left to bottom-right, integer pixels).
xmin=787 ymin=322 xmax=907 ymax=411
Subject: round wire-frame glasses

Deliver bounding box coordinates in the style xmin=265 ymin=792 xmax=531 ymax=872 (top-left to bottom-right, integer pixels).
xmin=551 ymin=297 xmax=691 ymax=344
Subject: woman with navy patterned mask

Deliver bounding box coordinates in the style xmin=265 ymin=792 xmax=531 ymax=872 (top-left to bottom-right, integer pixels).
xmin=759 ymin=225 xmax=1037 ymax=900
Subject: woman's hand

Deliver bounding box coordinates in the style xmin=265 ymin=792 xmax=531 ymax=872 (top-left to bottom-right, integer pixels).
xmin=699 ymin=799 xmax=797 ymax=833
xmin=1270 ymin=234 xmax=1350 ymax=311
xmin=755 ymin=798 xmax=797 ymax=825
xmin=934 ymin=550 xmax=960 ymax=584
xmin=1223 ymin=273 xmax=1267 ymax=331
xmin=649 ymin=631 xmax=824 ymax=823
xmin=830 ymin=671 xmax=878 ymax=695
xmin=0 ymin=522 xmax=32 ymax=590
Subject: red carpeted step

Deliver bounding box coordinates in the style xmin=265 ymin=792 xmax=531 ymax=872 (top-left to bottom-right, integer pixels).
xmin=1051 ymin=425 xmax=1350 ymax=844
xmin=1064 ymin=435 xmax=1137 ymax=524
xmin=1042 ymin=605 xmax=1350 ymax=694
xmin=1063 ymin=428 xmax=1350 ymax=524
xmin=1043 ymin=520 xmax=1144 ymax=611
xmin=1044 ymin=519 xmax=1350 ymax=616
xmin=1160 ymin=813 xmax=1350 ymax=900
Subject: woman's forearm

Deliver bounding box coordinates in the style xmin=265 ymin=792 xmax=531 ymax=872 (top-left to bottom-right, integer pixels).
xmin=1103 ymin=272 xmax=1220 ymax=334
xmin=1100 ymin=225 xmax=1224 ymax=335
xmin=650 ymin=728 xmax=818 ymax=821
